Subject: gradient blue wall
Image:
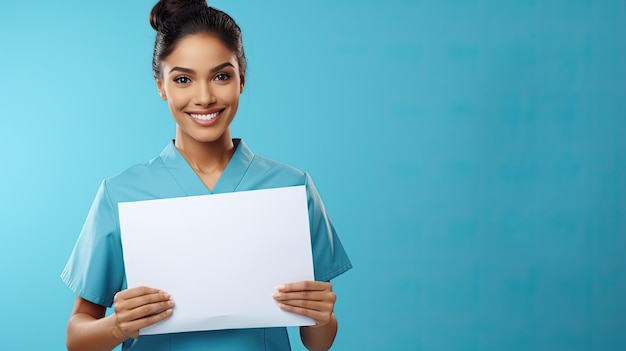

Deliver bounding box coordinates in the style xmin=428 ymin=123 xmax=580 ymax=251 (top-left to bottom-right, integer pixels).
xmin=0 ymin=1 xmax=624 ymax=350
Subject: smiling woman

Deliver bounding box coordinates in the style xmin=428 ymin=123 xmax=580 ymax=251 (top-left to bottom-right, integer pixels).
xmin=157 ymin=33 xmax=244 ymax=190
xmin=60 ymin=1 xmax=352 ymax=351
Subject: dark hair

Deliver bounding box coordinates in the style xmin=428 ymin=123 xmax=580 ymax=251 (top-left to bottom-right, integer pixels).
xmin=149 ymin=0 xmax=247 ymax=79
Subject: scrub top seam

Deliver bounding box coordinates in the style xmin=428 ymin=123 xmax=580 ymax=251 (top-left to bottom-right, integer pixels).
xmin=159 ymin=155 xmax=192 ymax=196
xmin=102 ymin=179 xmax=122 ymax=237
xmin=61 ymin=273 xmax=112 ymax=307
xmin=232 ymin=154 xmax=256 ymax=191
xmin=102 ymin=179 xmax=123 ymax=307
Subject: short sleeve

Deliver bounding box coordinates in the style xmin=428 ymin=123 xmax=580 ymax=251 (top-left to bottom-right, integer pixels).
xmin=305 ymin=173 xmax=352 ymax=282
xmin=61 ymin=180 xmax=125 ymax=307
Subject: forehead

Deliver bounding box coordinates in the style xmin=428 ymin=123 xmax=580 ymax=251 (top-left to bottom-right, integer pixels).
xmin=163 ymin=33 xmax=238 ymax=71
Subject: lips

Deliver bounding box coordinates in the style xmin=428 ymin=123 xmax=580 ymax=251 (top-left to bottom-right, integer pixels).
xmin=185 ymin=109 xmax=225 ymax=127
xmin=188 ymin=111 xmax=220 ymax=121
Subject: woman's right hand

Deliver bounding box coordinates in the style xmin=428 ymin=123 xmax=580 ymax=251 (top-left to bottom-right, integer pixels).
xmin=112 ymin=286 xmax=174 ymax=339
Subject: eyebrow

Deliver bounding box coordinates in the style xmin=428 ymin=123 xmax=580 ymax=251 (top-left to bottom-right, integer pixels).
xmin=169 ymin=62 xmax=235 ymax=75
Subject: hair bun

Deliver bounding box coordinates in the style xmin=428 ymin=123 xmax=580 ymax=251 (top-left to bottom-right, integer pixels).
xmin=149 ymin=0 xmax=207 ymax=31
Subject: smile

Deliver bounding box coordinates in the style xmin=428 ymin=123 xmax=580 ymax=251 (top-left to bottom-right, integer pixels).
xmin=188 ymin=112 xmax=220 ymax=121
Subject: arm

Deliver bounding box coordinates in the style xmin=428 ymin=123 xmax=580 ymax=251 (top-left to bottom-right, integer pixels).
xmin=300 ymin=313 xmax=338 ymax=351
xmin=66 ymin=287 xmax=174 ymax=351
xmin=273 ymin=281 xmax=338 ymax=351
xmin=66 ymin=297 xmax=126 ymax=351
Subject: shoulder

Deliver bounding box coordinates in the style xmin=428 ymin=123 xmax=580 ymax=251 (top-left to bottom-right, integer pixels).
xmin=236 ymin=139 xmax=311 ymax=187
xmin=103 ymin=155 xmax=165 ymax=188
xmin=252 ymin=153 xmax=305 ymax=176
xmin=246 ymin=152 xmax=316 ymax=189
xmin=96 ymin=153 xmax=174 ymax=205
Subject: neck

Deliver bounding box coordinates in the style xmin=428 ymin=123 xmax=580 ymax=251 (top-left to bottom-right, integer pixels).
xmin=174 ymin=128 xmax=235 ymax=175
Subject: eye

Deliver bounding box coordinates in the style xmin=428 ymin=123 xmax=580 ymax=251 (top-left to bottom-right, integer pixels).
xmin=174 ymin=76 xmax=192 ymax=85
xmin=214 ymin=73 xmax=231 ymax=82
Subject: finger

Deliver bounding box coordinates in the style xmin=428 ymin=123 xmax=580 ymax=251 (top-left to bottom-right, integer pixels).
xmin=114 ymin=291 xmax=172 ymax=316
xmin=116 ymin=286 xmax=164 ymax=300
xmin=273 ymin=290 xmax=334 ymax=303
xmin=278 ymin=303 xmax=332 ymax=325
xmin=276 ymin=281 xmax=331 ymax=293
xmin=277 ymin=299 xmax=332 ymax=312
xmin=119 ymin=299 xmax=175 ymax=322
xmin=118 ymin=308 xmax=174 ymax=337
xmin=123 ymin=291 xmax=173 ymax=311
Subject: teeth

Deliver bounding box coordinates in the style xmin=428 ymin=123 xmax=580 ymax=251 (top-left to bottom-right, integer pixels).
xmin=189 ymin=112 xmax=219 ymax=121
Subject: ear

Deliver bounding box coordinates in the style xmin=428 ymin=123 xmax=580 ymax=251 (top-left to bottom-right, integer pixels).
xmin=156 ymin=79 xmax=167 ymax=100
xmin=239 ymin=74 xmax=245 ymax=94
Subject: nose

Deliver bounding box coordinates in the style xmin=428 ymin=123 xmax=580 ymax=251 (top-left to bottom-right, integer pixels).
xmin=193 ymin=81 xmax=216 ymax=107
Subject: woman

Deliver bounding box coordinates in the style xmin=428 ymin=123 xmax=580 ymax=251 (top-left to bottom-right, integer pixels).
xmin=61 ymin=1 xmax=352 ymax=350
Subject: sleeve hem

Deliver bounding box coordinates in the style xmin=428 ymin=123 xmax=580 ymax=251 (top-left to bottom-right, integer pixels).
xmin=316 ymin=261 xmax=353 ymax=282
xmin=60 ymin=272 xmax=114 ymax=307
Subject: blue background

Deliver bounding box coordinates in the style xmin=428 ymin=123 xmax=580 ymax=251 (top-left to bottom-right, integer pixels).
xmin=1 ymin=0 xmax=625 ymax=350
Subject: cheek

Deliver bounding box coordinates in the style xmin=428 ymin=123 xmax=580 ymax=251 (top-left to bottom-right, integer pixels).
xmin=166 ymin=90 xmax=191 ymax=110
xmin=166 ymin=96 xmax=188 ymax=119
xmin=218 ymin=85 xmax=241 ymax=104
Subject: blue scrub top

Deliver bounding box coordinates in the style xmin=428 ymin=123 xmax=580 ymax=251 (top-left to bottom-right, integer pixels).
xmin=61 ymin=139 xmax=352 ymax=351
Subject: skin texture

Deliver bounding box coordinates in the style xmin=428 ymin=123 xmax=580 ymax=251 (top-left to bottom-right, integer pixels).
xmin=66 ymin=33 xmax=339 ymax=351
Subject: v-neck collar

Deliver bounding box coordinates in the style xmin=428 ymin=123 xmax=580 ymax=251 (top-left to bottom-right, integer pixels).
xmin=159 ymin=139 xmax=254 ymax=196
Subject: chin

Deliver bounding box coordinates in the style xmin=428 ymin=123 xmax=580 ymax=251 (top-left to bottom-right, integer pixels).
xmin=191 ymin=131 xmax=230 ymax=144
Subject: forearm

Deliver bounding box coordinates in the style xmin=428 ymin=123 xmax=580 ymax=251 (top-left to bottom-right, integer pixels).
xmin=66 ymin=313 xmax=127 ymax=351
xmin=300 ymin=313 xmax=338 ymax=351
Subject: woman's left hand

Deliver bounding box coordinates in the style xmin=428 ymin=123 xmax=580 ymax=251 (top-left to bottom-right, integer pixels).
xmin=272 ymin=281 xmax=336 ymax=327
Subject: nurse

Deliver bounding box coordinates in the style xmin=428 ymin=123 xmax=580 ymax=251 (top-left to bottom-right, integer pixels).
xmin=61 ymin=1 xmax=352 ymax=350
